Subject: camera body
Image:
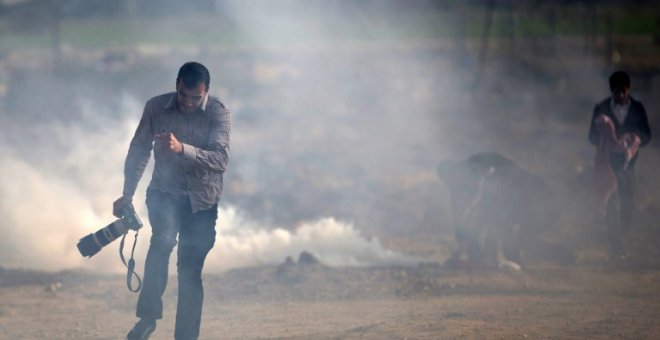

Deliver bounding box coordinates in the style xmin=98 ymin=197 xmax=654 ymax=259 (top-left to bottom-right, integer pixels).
xmin=77 ymin=203 xmax=143 ymax=258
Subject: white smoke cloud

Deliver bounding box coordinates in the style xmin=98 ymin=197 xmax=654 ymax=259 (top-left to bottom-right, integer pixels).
xmin=0 ymin=154 xmax=103 ymax=269
xmin=206 ymin=207 xmax=420 ymax=272
xmin=0 ymin=94 xmax=421 ymax=273
xmin=0 ymin=151 xmax=419 ymax=272
xmin=0 ymin=95 xmax=144 ymax=272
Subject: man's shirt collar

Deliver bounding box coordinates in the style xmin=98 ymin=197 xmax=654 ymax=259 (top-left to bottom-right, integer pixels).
xmin=164 ymin=92 xmax=209 ymax=113
xmin=610 ymin=97 xmax=631 ymax=125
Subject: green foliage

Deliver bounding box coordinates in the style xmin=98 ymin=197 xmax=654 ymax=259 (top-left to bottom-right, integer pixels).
xmin=0 ymin=5 xmax=658 ymax=50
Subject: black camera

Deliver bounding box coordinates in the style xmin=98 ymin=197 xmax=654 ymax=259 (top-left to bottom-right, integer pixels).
xmin=77 ymin=203 xmax=143 ymax=258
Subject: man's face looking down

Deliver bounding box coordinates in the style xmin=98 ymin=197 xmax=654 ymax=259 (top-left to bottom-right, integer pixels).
xmin=177 ymin=80 xmax=207 ymax=114
xmin=611 ymin=86 xmax=630 ymax=105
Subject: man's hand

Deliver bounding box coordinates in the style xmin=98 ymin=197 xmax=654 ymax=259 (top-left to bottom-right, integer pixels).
xmin=113 ymin=196 xmax=132 ymax=218
xmin=623 ymin=132 xmax=641 ymax=163
xmin=155 ymin=132 xmax=184 ymax=154
xmin=594 ymin=114 xmax=612 ymax=125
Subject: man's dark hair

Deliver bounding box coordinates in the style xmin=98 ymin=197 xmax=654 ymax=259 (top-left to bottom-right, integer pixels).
xmin=609 ymin=71 xmax=630 ymax=90
xmin=177 ymin=62 xmax=210 ymax=90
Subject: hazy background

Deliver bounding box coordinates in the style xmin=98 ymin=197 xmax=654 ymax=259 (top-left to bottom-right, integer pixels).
xmin=1 ymin=0 xmax=659 ymax=273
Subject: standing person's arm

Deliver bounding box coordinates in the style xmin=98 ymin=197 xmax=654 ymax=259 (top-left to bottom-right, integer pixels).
xmin=180 ymin=105 xmax=231 ymax=173
xmin=113 ymin=103 xmax=154 ymax=217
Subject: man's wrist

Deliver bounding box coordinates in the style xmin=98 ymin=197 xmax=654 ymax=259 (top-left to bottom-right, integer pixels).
xmin=180 ymin=143 xmax=196 ymax=160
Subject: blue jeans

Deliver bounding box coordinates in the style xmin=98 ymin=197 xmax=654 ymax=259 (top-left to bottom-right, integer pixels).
xmin=136 ymin=189 xmax=217 ymax=340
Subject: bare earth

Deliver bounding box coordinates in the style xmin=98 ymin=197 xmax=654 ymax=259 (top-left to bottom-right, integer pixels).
xmin=2 ymin=261 xmax=660 ymax=340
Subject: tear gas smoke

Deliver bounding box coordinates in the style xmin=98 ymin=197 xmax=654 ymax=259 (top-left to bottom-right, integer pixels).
xmin=208 ymin=207 xmax=420 ymax=271
xmin=0 ymin=96 xmax=420 ymax=273
xmin=1 ymin=1 xmax=637 ymax=275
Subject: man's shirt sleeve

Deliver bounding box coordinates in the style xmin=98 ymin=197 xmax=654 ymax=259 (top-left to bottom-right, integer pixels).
xmin=635 ymin=102 xmax=652 ymax=147
xmin=123 ymin=102 xmax=155 ymax=197
xmin=180 ymin=104 xmax=231 ymax=173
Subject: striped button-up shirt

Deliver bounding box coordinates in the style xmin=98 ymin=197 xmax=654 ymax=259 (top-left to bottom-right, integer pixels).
xmin=123 ymin=92 xmax=231 ymax=213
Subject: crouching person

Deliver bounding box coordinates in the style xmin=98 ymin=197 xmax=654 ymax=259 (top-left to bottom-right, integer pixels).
xmin=438 ymin=152 xmax=574 ymax=269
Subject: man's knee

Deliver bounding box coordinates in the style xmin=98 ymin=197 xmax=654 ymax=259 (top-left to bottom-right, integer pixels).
xmin=178 ymin=243 xmax=211 ymax=268
xmin=177 ymin=248 xmax=210 ymax=288
xmin=149 ymin=234 xmax=178 ymax=252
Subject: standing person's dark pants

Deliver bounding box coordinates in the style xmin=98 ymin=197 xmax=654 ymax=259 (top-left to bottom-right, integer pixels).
xmin=606 ymin=163 xmax=635 ymax=257
xmin=137 ymin=189 xmax=217 ymax=340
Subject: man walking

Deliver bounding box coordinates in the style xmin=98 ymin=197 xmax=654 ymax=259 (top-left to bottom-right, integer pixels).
xmin=114 ymin=62 xmax=231 ymax=339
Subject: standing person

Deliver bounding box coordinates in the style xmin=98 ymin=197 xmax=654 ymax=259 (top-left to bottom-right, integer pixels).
xmin=588 ymin=71 xmax=651 ymax=261
xmin=114 ymin=62 xmax=231 ymax=340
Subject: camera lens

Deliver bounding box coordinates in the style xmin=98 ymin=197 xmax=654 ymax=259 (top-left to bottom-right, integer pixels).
xmin=77 ymin=220 xmax=129 ymax=258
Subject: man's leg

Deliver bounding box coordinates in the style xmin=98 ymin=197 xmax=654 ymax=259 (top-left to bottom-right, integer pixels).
xmin=618 ymin=169 xmax=636 ymax=231
xmin=482 ymin=226 xmax=502 ymax=267
xmin=136 ymin=191 xmax=181 ymax=321
xmin=501 ymin=224 xmax=521 ymax=264
xmin=605 ymin=190 xmax=624 ymax=259
xmin=607 ymin=168 xmax=635 ymax=260
xmin=174 ymin=205 xmax=217 ymax=340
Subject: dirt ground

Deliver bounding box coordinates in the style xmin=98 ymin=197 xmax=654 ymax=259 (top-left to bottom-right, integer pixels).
xmin=2 ymin=259 xmax=660 ymax=340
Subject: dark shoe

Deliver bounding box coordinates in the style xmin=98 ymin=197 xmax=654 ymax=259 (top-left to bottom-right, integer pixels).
xmin=127 ymin=318 xmax=156 ymax=340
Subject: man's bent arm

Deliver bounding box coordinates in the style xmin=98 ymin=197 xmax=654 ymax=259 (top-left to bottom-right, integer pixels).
xmin=180 ymin=106 xmax=231 ymax=173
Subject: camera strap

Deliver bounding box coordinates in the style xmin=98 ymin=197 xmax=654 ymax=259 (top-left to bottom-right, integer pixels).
xmin=119 ymin=231 xmax=143 ymax=293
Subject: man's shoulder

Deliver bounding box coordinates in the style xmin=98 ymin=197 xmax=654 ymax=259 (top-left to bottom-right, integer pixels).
xmin=630 ymin=97 xmax=646 ymax=111
xmin=594 ymin=97 xmax=610 ymax=110
xmin=146 ymin=92 xmax=176 ymax=108
xmin=205 ymin=95 xmax=229 ymax=115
